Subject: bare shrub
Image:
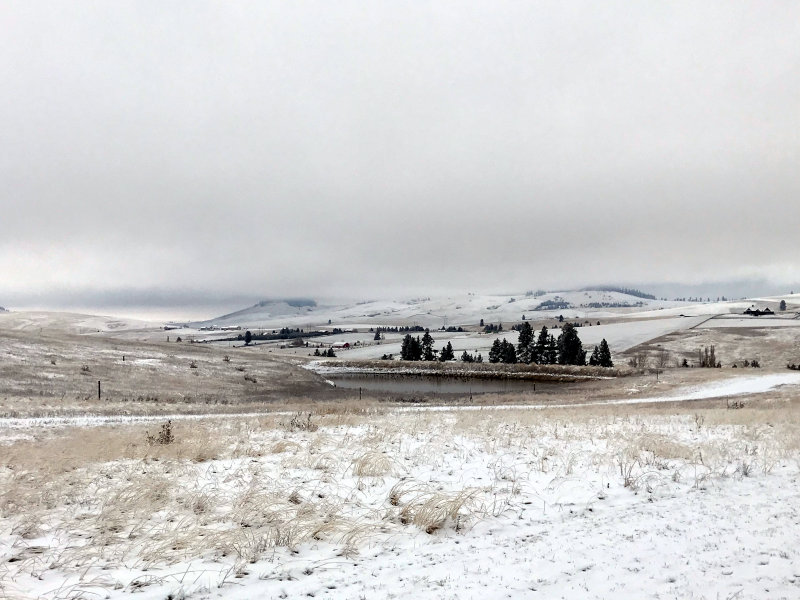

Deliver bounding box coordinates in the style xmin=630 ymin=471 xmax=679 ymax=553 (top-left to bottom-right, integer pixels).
xmin=284 ymin=412 xmax=318 ymax=432
xmin=627 ymin=351 xmax=648 ymax=369
xmin=146 ymin=420 xmax=175 ymax=445
xmin=616 ymin=452 xmax=639 ymax=488
xmin=655 ymin=348 xmax=671 ymax=369
xmin=736 ymin=460 xmax=754 ymax=478
xmin=694 ymin=413 xmax=705 ymax=431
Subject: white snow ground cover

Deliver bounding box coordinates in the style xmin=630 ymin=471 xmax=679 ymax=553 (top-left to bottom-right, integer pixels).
xmin=199 ymin=290 xmax=686 ymax=330
xmin=0 ymin=311 xmax=158 ymax=335
xmin=325 ymin=315 xmax=709 ymax=362
xmin=2 ymin=397 xmax=800 ymax=600
xmin=699 ymin=316 xmax=800 ymax=328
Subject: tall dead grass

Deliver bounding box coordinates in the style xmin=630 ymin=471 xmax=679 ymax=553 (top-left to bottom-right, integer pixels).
xmin=2 ymin=398 xmax=799 ymax=594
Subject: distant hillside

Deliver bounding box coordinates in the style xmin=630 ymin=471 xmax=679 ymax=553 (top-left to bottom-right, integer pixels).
xmin=194 ymin=298 xmax=320 ymax=327
xmin=197 ymin=289 xmax=671 ymax=330
xmin=255 ymin=298 xmax=316 ymax=308
xmin=0 ymin=306 xmax=6 ymax=312
xmin=579 ymin=286 xmax=656 ymax=300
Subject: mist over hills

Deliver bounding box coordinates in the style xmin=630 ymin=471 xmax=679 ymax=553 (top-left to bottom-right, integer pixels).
xmin=195 ymin=288 xmax=676 ymax=330
xmin=2 ymin=280 xmax=797 ymax=323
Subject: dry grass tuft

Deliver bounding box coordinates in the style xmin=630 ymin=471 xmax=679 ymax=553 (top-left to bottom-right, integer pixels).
xmin=351 ymin=451 xmax=400 ymax=477
xmin=397 ymin=489 xmax=482 ymax=534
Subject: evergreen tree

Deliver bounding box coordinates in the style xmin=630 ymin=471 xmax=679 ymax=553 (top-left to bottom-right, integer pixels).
xmin=401 ymin=334 xmax=412 ymax=360
xmin=533 ymin=326 xmax=549 ymax=364
xmin=589 ymin=345 xmax=600 ymax=366
xmin=460 ymin=350 xmax=474 ymax=363
xmin=545 ymin=335 xmax=558 ymax=364
xmin=557 ymin=323 xmax=586 ymax=365
xmin=401 ymin=335 xmax=423 ymax=361
xmin=476 ymin=353 xmax=483 ymax=363
xmin=488 ymin=338 xmax=503 ymax=363
xmin=412 ymin=336 xmax=422 ymax=360
xmin=244 ymin=330 xmax=252 ymax=345
xmin=516 ymin=322 xmax=534 ymax=363
xmin=421 ymin=331 xmax=436 ymax=361
xmin=439 ymin=341 xmax=455 ymax=361
xmin=597 ymin=339 xmax=613 ymax=367
xmin=780 ymin=300 xmax=787 ymax=311
xmin=500 ymin=339 xmax=517 ymax=363
xmin=374 ymin=328 xmax=382 ymax=341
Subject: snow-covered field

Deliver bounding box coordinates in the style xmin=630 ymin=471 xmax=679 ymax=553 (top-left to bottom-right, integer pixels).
xmin=2 ymin=397 xmax=799 ymax=600
xmin=3 ymin=296 xmax=800 ymax=599
xmin=700 ymin=316 xmax=800 ymax=328
xmin=317 ymin=315 xmax=710 ymax=361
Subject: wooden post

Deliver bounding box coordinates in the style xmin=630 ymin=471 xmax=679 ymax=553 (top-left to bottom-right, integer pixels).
xmin=359 ymin=387 xmax=362 ymax=401
xmin=98 ymin=380 xmax=101 ymax=400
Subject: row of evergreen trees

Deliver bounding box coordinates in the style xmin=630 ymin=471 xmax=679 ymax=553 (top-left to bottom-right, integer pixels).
xmin=489 ymin=322 xmax=613 ymax=367
xmin=400 ymin=332 xmax=455 ymax=362
xmin=399 ymin=324 xmax=613 ymax=367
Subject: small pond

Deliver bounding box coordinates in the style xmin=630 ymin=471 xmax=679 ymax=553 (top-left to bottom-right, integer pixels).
xmin=326 ymin=373 xmax=563 ymax=395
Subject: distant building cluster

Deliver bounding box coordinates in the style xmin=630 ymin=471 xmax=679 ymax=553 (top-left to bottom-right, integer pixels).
xmin=743 ymin=307 xmax=774 ymax=316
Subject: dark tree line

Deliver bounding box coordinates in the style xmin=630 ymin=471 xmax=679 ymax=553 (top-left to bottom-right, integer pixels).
xmin=372 ymin=325 xmax=426 ymax=333
xmin=486 ymin=322 xmax=613 ymax=367
xmin=400 ymin=332 xmax=457 ymax=362
xmin=581 ymin=286 xmax=656 ymax=300
xmin=460 ymin=350 xmax=483 ymax=363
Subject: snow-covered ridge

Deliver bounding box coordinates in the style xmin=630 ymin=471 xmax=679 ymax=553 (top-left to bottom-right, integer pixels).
xmin=197 ymin=289 xmax=686 ymax=329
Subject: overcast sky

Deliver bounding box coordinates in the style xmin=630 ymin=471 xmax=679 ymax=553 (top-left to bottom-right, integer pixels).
xmin=2 ymin=1 xmax=799 ymax=313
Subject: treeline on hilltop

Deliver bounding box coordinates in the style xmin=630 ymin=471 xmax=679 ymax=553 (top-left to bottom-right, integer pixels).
xmin=236 ymin=327 xmax=330 ymax=342
xmin=580 ymin=286 xmax=656 ymax=300
xmin=371 ymin=326 xmax=427 ymax=334
xmin=398 ymin=323 xmax=613 ymax=367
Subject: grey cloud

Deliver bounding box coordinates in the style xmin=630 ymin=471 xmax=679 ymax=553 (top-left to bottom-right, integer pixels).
xmin=1 ymin=1 xmax=799 ymax=308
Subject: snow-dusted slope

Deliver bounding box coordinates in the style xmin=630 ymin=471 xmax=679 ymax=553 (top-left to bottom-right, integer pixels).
xmin=198 ymin=290 xmax=683 ymax=330
xmin=0 ymin=310 xmax=158 ymax=335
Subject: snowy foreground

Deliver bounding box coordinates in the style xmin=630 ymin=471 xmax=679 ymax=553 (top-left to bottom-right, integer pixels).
xmin=2 ymin=392 xmax=800 ymax=599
